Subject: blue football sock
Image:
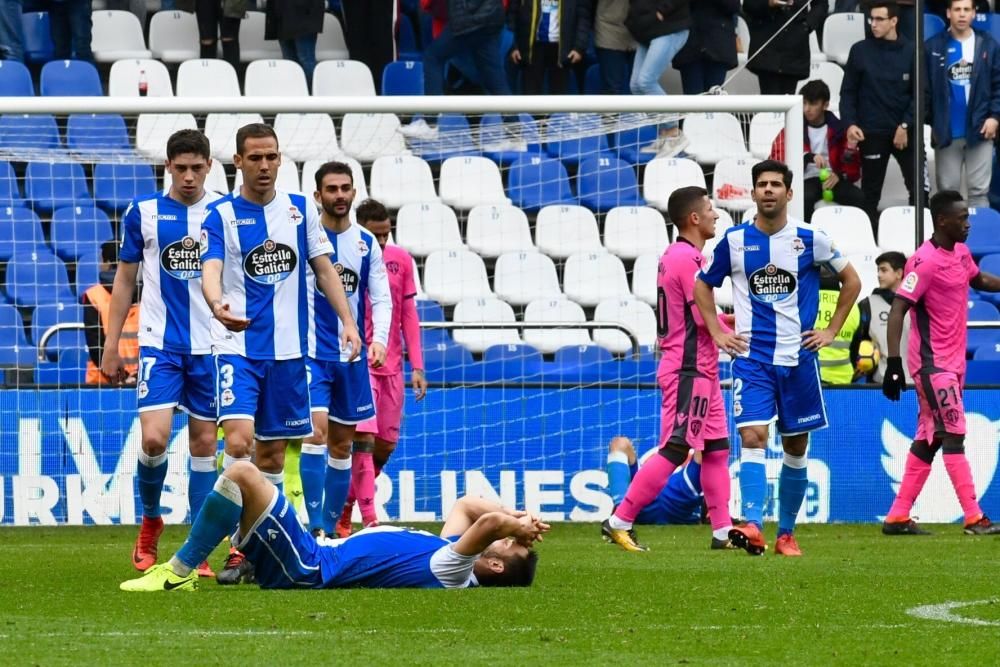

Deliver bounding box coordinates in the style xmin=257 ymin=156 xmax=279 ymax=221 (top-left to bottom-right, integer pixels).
xmin=137 ymin=451 xmax=168 ymax=519
xmin=684 ymin=458 xmax=703 ymax=495
xmin=740 ymin=448 xmax=767 ymax=529
xmin=300 ymin=444 xmax=328 ymax=531
xmin=778 ymin=455 xmax=809 ymax=537
xmin=188 ymin=456 xmax=218 ymax=523
xmin=176 ymin=476 xmax=243 ymax=569
xmin=323 ymin=456 xmax=352 ymax=534
xmin=606 ymin=451 xmax=632 ymax=505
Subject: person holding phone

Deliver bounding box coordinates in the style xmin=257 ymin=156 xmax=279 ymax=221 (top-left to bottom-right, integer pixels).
xmin=508 ymin=0 xmax=592 ymax=94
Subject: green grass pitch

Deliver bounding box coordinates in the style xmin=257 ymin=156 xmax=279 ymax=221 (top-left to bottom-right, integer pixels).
xmin=0 ymin=523 xmax=997 ymax=665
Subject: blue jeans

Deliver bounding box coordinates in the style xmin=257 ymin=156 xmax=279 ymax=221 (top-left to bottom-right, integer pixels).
xmin=678 ymin=59 xmax=728 ymax=95
xmin=423 ymin=25 xmax=510 ymax=96
xmin=630 ymin=30 xmax=688 ymax=129
xmin=0 ymin=0 xmax=24 ymax=61
xmin=280 ymin=35 xmax=318 ymax=86
xmin=595 ymin=46 xmax=632 ymax=95
xmin=49 ymin=0 xmax=92 ymax=62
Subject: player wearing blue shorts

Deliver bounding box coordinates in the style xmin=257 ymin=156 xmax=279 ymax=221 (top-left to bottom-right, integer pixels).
xmin=605 ymin=437 xmax=705 ymax=526
xmin=102 ymin=130 xmax=223 ymax=578
xmin=694 ymin=159 xmax=860 ymax=556
xmin=120 ymin=462 xmax=545 ymax=592
xmin=200 ymin=123 xmax=361 ymax=582
xmin=299 ymin=162 xmax=391 ymax=539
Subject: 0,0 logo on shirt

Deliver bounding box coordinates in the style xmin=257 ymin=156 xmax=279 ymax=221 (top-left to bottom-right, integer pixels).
xmin=160 ymin=236 xmax=202 ymax=280
xmin=244 ymin=239 xmax=297 ymax=285
xmin=748 ymin=263 xmax=796 ymax=303
xmin=334 ymin=262 xmax=360 ymax=296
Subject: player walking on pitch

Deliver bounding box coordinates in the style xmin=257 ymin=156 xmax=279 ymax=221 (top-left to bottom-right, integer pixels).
xmin=602 ymin=187 xmax=736 ymax=552
xmin=694 ymin=160 xmax=861 ymax=556
xmin=200 ymin=124 xmax=361 ymax=582
xmin=882 ymin=190 xmax=1000 ymax=536
xmin=102 ymin=130 xmax=223 ymax=577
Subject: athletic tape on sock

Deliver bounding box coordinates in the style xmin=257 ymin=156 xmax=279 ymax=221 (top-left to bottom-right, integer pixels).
xmin=190 ymin=456 xmax=217 ymax=472
xmin=742 ymin=447 xmax=766 ymax=463
xmin=213 ymin=476 xmax=243 ymax=506
xmin=138 ymin=450 xmax=168 ymax=468
xmin=607 ymin=451 xmax=630 ymax=465
xmin=783 ymin=452 xmax=808 ymax=469
xmin=222 ymin=453 xmax=251 ymax=470
xmin=302 ymin=443 xmax=327 ymax=456
xmin=262 ymin=470 xmax=284 ymax=486
xmin=328 ymin=456 xmax=352 ymax=470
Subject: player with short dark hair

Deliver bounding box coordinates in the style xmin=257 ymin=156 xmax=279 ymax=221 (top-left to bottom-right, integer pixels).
xmin=102 ymin=129 xmax=223 ymax=578
xmin=120 ymin=461 xmax=546 ymax=591
xmin=853 ymin=250 xmax=911 ymax=383
xmin=695 ymin=159 xmax=861 ymax=556
xmin=881 ymin=190 xmax=1000 ymax=536
xmin=602 ymin=186 xmax=737 ymax=552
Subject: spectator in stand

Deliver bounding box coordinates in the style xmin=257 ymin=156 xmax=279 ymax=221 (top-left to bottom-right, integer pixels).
xmin=840 ymin=1 xmax=927 ymax=218
xmin=48 ymin=0 xmax=93 ymax=62
xmin=625 ymin=0 xmax=691 ymax=157
xmin=925 ymin=0 xmax=1000 ymax=209
xmin=192 ymin=0 xmax=243 ymax=72
xmin=342 ymin=0 xmax=397 ymax=95
xmin=672 ymin=0 xmax=739 ymax=95
xmin=422 ymin=0 xmax=511 ymax=96
xmin=83 ymin=241 xmax=139 ymax=386
xmin=508 ymin=0 xmax=591 ymax=95
xmin=852 ymin=251 xmax=912 ymax=384
xmin=265 ymin=0 xmax=324 ymax=84
xmin=591 ymin=0 xmax=636 ymax=94
xmin=0 ymin=0 xmax=23 ymax=62
xmin=743 ymin=0 xmax=826 ymax=95
xmin=770 ymin=80 xmax=870 ymax=225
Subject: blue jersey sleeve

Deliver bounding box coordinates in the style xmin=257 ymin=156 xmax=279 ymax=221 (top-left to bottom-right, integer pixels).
xmin=119 ymin=200 xmax=144 ymax=263
xmin=200 ymin=207 xmax=225 ymax=262
xmin=697 ymin=233 xmax=732 ymax=288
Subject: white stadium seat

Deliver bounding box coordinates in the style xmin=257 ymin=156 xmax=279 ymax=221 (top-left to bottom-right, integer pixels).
xmin=177 ymin=59 xmax=241 ymax=97
xmin=683 ymin=112 xmax=749 ymax=166
xmin=370 ymin=155 xmax=439 ymax=209
xmin=812 ymin=205 xmax=877 ymax=255
xmin=301 ymin=156 xmax=368 ymax=203
xmin=411 ymin=256 xmax=425 ymax=299
xmin=736 ymin=16 xmax=750 ymax=65
xmin=239 ymin=12 xmax=282 ymax=61
xmin=340 ymin=113 xmax=408 ymax=162
xmin=631 ymin=253 xmax=659 ymax=306
xmin=878 ymin=207 xmax=932 ymax=255
xmin=92 ymin=11 xmax=151 ymax=62
xmin=315 ymin=12 xmax=350 ymax=61
xmin=274 ymin=114 xmax=339 ymax=163
xmin=493 ymin=251 xmax=562 ymax=305
xmin=523 ymin=298 xmax=592 ymax=353
xmin=466 ymin=204 xmax=535 ymax=257
xmin=846 ymin=251 xmax=881 ymax=298
xmin=643 ymin=157 xmax=706 ymax=211
xmin=724 ymin=67 xmax=760 ymax=95
xmin=164 ymin=159 xmax=229 ymax=195
xmin=534 ymin=205 xmax=602 ymax=259
xmin=312 ymin=60 xmax=376 ymax=97
xmin=136 ymin=113 xmax=198 ymax=160
xmin=438 ymin=156 xmax=510 ymax=210
xmin=394 ymin=202 xmax=463 ymax=257
xmin=593 ymin=298 xmax=657 ymax=354
xmin=108 ymin=59 xmax=173 ymax=97
xmin=204 ymin=113 xmax=264 ymax=163
xmin=563 ymin=251 xmax=630 ymax=307
xmin=797 ymin=61 xmax=844 ymax=109
xmin=244 ymin=59 xmax=309 ymax=97
xmin=452 ymin=297 xmax=520 ymax=354
xmin=748 ymin=112 xmax=783 ymax=160
xmin=810 ymin=31 xmax=827 ymax=63
xmin=232 ymin=160 xmax=301 ymax=193
xmin=148 ymin=11 xmax=200 ymax=63
xmin=603 ymin=206 xmax=668 ymax=259
xmin=423 ymin=249 xmax=492 ymax=305
xmin=702 ymin=207 xmax=735 ymax=261
xmin=712 ymin=156 xmax=756 ymax=213
xmin=823 ymin=13 xmax=865 ymax=65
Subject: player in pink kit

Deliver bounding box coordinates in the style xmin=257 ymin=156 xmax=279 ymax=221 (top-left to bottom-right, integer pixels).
xmin=338 ymin=199 xmax=428 ymax=535
xmin=882 ymin=190 xmax=1000 ymax=536
xmin=602 ymin=186 xmax=739 ymax=552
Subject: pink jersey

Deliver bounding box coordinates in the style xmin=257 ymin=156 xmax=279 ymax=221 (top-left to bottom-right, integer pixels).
xmin=367 ymin=244 xmax=423 ymax=376
xmin=896 ymin=240 xmax=979 ymax=376
xmin=656 ymin=239 xmax=720 ymax=379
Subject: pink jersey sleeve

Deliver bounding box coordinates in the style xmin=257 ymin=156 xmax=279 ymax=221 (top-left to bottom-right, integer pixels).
xmin=961 ymin=244 xmax=980 ymax=283
xmin=400 ymin=261 xmax=423 ymax=370
xmin=896 ymin=246 xmax=935 ymax=304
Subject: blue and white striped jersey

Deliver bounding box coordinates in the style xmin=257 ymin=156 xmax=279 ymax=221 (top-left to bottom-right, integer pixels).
xmin=306 ymin=222 xmax=391 ymax=362
xmin=698 ymin=219 xmax=848 ymax=366
xmin=200 ymin=190 xmax=333 ymax=360
xmin=119 ymin=188 xmax=223 ymax=355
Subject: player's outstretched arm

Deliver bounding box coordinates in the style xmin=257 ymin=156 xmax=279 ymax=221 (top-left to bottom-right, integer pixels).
xmin=100 ymin=261 xmax=140 ymax=383
xmin=451 ymin=511 xmax=550 ymax=557
xmin=309 ymin=255 xmax=362 ymax=361
xmin=971 ymin=271 xmax=1000 ymax=292
xmin=694 ymin=279 xmax=747 ymax=355
xmin=440 ymin=495 xmax=530 ymax=538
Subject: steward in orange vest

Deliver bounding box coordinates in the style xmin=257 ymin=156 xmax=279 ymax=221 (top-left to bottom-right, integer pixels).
xmin=82 ymin=241 xmax=139 ymax=385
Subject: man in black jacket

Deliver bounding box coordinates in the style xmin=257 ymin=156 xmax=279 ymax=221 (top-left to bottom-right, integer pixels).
xmin=744 ymin=0 xmax=826 ymax=95
xmin=342 ymin=0 xmax=397 ymax=94
xmin=509 ymin=0 xmax=592 ymax=95
xmin=423 ymin=0 xmax=511 ymax=95
xmin=673 ymin=0 xmax=739 ymax=94
xmin=840 ymin=0 xmax=927 ymax=217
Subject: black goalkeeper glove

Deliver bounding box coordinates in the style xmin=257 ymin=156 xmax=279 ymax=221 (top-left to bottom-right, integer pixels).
xmin=882 ymin=356 xmax=906 ymax=401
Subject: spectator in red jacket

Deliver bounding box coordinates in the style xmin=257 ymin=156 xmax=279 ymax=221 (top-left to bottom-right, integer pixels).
xmin=770 ymin=80 xmax=872 ymax=227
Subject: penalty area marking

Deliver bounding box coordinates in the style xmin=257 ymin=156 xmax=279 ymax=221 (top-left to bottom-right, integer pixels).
xmin=907 ymin=600 xmax=1000 ymax=627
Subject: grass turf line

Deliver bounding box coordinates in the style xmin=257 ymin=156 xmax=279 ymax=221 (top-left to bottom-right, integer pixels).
xmin=0 ymin=523 xmax=997 ymax=665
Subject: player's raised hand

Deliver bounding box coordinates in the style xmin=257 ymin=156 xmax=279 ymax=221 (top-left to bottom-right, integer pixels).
xmin=412 ymin=368 xmax=427 ymax=401
xmin=513 ymin=513 xmax=550 ymax=546
xmin=100 ymin=348 xmax=127 ymax=384
xmin=882 ymin=356 xmax=906 ymax=401
xmin=212 ymin=302 xmax=251 ymax=332
xmin=341 ymin=324 xmax=362 ymax=362
xmin=369 ymin=342 xmax=387 ymax=368
xmin=712 ymin=330 xmax=748 ymax=356
xmin=802 ymin=327 xmax=836 ymax=351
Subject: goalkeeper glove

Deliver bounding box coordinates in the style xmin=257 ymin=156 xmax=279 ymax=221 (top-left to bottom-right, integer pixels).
xmin=882 ymin=356 xmax=906 ymax=401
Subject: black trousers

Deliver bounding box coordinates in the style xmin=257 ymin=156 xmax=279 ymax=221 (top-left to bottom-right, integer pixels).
xmin=342 ymin=0 xmax=397 ymax=94
xmin=757 ymin=72 xmax=801 ymax=95
xmin=858 ymin=130 xmax=928 ymax=225
xmin=520 ymin=42 xmax=583 ymax=95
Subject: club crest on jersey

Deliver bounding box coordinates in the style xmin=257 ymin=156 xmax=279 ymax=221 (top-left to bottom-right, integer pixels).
xmin=137 ymin=381 xmax=149 ymax=399
xmin=791 ymin=237 xmax=805 ymax=256
xmin=385 ymin=260 xmax=400 ymax=275
xmin=334 ymin=262 xmax=360 ymax=295
xmin=160 ymin=236 xmax=202 ymax=280
xmin=356 ymin=239 xmax=369 ymax=256
xmin=288 ymin=206 xmax=303 ymax=224
xmin=748 ymin=263 xmax=796 ymax=303
xmin=220 ymin=388 xmax=235 ymax=407
xmin=244 ymin=239 xmax=297 ymax=285
xmin=199 ymin=229 xmax=209 ymax=256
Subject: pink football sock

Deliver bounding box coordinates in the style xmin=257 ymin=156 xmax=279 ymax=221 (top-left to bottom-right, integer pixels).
xmin=943 ymin=452 xmax=983 ymax=524
xmin=614 ymin=453 xmax=678 ymax=524
xmin=352 ymin=451 xmax=377 ymax=525
xmin=700 ymin=450 xmax=732 ymax=531
xmin=886 ymin=452 xmax=932 ymax=521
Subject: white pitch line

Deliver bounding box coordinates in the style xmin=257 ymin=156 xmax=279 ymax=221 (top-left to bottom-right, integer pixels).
xmin=907 ymin=600 xmax=1000 ymax=627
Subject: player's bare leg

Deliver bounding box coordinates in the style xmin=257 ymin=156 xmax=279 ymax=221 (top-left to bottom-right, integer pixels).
xmin=300 ymin=411 xmax=329 ymax=535
xmin=187 ymin=416 xmax=220 ymax=577
xmin=326 ymin=422 xmax=356 ymax=536
xmin=729 ymin=425 xmax=769 ymax=555
xmin=131 ymin=408 xmax=173 ymax=571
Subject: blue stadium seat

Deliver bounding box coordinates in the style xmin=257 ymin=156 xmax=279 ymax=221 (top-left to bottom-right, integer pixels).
xmin=610 ymin=120 xmax=659 ymax=165
xmin=972 ymin=334 xmax=1000 ymax=360
xmin=507 ymin=154 xmax=576 ymax=212
xmin=482 ymin=343 xmax=544 ymax=381
xmin=411 ymin=113 xmax=479 ymax=163
xmin=479 ymin=113 xmax=543 ymax=166
xmin=0 ymin=303 xmax=36 ymax=366
xmin=551 ymin=344 xmax=616 ymax=382
xmin=40 ymin=60 xmax=103 ymax=96
xmin=0 ymin=61 xmax=34 ymax=96
xmin=66 ymin=114 xmax=131 ymax=155
xmin=0 ymin=206 xmax=45 ymax=262
xmin=35 ymin=347 xmax=88 ymax=385
xmin=416 ymin=299 xmax=451 ymax=344
xmin=381 ymin=60 xmax=423 ymax=95
xmin=92 ymin=163 xmax=156 ymax=213
xmin=21 ymin=12 xmax=55 ymax=65
xmin=966 ymin=359 xmax=1000 ymax=384
xmin=967 ymin=300 xmax=1000 ymax=354
xmin=967 ymin=207 xmax=1000 ymax=257
xmin=544 ymin=113 xmax=611 ymax=168
xmin=577 ymin=156 xmax=645 ymax=213
xmin=924 ymin=13 xmax=946 ymax=38
xmin=423 ymin=339 xmax=476 ymax=382
xmin=74 ymin=251 xmax=101 ymax=297
xmin=25 ymin=161 xmax=91 ymax=214
xmin=50 ymin=205 xmax=115 ymax=261
xmin=31 ymin=303 xmax=86 ymax=362
xmin=0 ymin=114 xmax=61 ymax=152
xmin=4 ymin=250 xmax=76 ymax=307
xmin=397 ymin=13 xmax=420 ymax=61
xmin=976 ymin=253 xmax=1000 ymax=305
xmin=0 ymin=161 xmax=24 ymax=207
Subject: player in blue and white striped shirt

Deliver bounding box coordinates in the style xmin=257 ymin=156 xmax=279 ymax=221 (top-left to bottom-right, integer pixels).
xmin=300 ymin=162 xmax=392 ymax=537
xmin=101 ymin=130 xmax=223 ymax=577
xmin=695 ymin=159 xmax=860 ymax=556
xmin=200 ymin=124 xmax=361 ymax=582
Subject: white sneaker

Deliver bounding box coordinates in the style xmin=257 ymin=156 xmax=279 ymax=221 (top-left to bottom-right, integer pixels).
xmin=399 ymin=118 xmax=438 ymax=140
xmin=639 ymin=136 xmax=667 ymax=154
xmin=483 ymin=139 xmax=528 ymax=153
xmin=656 ymin=132 xmax=689 ymax=158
